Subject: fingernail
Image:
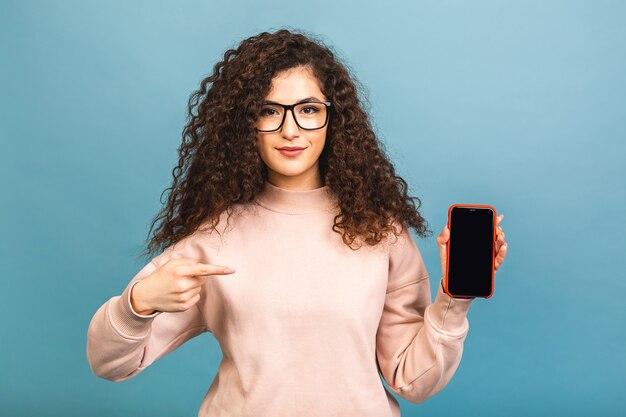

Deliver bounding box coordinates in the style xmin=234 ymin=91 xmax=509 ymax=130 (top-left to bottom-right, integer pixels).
xmin=223 ymin=267 xmax=236 ymax=273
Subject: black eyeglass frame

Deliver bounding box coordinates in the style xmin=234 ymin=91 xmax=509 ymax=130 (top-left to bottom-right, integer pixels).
xmin=255 ymin=100 xmax=332 ymax=132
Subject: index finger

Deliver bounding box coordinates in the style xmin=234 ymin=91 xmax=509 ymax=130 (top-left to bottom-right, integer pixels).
xmin=177 ymin=263 xmax=236 ymax=277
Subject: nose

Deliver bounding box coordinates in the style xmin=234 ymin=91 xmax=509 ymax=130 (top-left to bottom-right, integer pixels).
xmin=281 ymin=108 xmax=300 ymax=138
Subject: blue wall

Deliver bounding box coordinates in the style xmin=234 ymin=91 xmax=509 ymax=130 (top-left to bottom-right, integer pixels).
xmin=1 ymin=1 xmax=624 ymax=416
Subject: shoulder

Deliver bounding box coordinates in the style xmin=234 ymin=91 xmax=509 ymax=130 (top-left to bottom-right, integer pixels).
xmin=385 ymin=220 xmax=429 ymax=289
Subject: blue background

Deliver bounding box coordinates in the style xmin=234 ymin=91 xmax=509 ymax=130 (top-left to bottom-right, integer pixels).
xmin=1 ymin=1 xmax=624 ymax=416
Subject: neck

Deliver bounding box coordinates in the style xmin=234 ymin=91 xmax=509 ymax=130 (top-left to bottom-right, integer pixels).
xmin=255 ymin=180 xmax=337 ymax=214
xmin=266 ymin=170 xmax=324 ymax=191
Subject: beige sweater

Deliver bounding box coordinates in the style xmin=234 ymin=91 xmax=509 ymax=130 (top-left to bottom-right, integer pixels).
xmin=86 ymin=180 xmax=473 ymax=416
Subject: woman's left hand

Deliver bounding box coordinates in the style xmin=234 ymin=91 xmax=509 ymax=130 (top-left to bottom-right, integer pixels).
xmin=436 ymin=213 xmax=508 ymax=280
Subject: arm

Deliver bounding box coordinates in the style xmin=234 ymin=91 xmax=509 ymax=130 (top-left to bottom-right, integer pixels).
xmin=376 ymin=227 xmax=473 ymax=404
xmin=86 ymin=246 xmax=208 ymax=382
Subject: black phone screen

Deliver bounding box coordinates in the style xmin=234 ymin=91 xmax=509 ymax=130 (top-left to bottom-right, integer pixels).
xmin=448 ymin=206 xmax=495 ymax=297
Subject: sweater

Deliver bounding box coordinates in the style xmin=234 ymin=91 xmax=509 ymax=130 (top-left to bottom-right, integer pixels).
xmin=86 ymin=180 xmax=474 ymax=417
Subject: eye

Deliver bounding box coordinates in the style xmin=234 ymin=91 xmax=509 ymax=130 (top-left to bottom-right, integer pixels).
xmin=300 ymin=105 xmax=320 ymax=114
xmin=260 ymin=107 xmax=279 ymax=116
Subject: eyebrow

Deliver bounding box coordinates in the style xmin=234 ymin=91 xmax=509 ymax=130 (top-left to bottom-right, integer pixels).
xmin=262 ymin=96 xmax=324 ymax=105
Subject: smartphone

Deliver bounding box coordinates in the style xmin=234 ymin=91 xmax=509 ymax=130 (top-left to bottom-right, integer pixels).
xmin=444 ymin=204 xmax=497 ymax=299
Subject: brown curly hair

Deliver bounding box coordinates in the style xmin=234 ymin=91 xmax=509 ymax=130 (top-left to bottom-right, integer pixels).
xmin=138 ymin=27 xmax=432 ymax=263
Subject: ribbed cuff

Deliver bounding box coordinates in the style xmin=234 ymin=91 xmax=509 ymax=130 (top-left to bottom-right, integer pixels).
xmin=426 ymin=278 xmax=473 ymax=336
xmin=108 ymin=280 xmax=160 ymax=338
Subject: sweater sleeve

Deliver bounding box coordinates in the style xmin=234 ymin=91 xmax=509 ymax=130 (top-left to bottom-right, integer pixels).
xmin=86 ymin=245 xmax=208 ymax=382
xmin=375 ymin=226 xmax=474 ymax=404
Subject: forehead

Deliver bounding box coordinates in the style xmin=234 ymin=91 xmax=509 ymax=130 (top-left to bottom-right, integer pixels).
xmin=265 ymin=66 xmax=326 ymax=102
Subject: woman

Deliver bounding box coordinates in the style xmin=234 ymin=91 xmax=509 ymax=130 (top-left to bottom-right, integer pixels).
xmin=86 ymin=28 xmax=508 ymax=417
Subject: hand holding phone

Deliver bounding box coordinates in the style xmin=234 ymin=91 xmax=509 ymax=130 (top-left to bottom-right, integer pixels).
xmin=437 ymin=204 xmax=507 ymax=299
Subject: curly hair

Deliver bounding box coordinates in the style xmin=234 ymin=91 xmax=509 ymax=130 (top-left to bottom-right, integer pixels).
xmin=138 ymin=27 xmax=432 ymax=262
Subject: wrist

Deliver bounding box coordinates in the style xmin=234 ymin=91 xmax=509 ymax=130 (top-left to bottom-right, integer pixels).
xmin=130 ymin=280 xmax=156 ymax=316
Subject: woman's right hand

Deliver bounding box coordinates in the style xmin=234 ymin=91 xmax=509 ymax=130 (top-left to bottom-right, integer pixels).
xmin=130 ymin=258 xmax=236 ymax=315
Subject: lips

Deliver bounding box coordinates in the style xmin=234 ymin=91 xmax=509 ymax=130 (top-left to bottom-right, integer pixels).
xmin=277 ymin=147 xmax=305 ymax=157
xmin=277 ymin=147 xmax=306 ymax=150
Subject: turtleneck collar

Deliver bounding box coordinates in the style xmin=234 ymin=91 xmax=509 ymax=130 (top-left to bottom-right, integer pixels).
xmin=255 ymin=180 xmax=338 ymax=215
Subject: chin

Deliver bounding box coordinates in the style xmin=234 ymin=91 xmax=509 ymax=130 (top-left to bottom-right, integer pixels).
xmin=274 ymin=168 xmax=310 ymax=177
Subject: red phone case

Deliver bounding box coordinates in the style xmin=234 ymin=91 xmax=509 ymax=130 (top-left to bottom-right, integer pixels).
xmin=443 ymin=204 xmax=497 ymax=299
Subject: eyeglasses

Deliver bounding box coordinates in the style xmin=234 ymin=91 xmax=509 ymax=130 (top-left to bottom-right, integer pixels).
xmin=255 ymin=99 xmax=332 ymax=132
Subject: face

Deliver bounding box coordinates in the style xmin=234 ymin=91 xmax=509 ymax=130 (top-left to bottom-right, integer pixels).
xmin=255 ymin=66 xmax=328 ymax=190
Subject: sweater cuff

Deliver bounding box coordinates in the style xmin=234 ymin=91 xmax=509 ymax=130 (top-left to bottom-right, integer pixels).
xmin=108 ymin=280 xmax=160 ymax=338
xmin=426 ymin=278 xmax=473 ymax=336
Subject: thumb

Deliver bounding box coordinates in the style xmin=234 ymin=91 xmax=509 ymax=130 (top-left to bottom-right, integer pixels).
xmin=436 ymin=225 xmax=450 ymax=247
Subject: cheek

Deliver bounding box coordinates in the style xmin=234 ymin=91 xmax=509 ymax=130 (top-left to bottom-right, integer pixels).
xmin=256 ymin=135 xmax=269 ymax=153
xmin=310 ymin=131 xmax=327 ymax=149
xmin=256 ymin=135 xmax=280 ymax=164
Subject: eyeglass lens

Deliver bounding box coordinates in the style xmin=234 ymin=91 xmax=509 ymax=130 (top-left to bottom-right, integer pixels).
xmin=256 ymin=102 xmax=327 ymax=131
